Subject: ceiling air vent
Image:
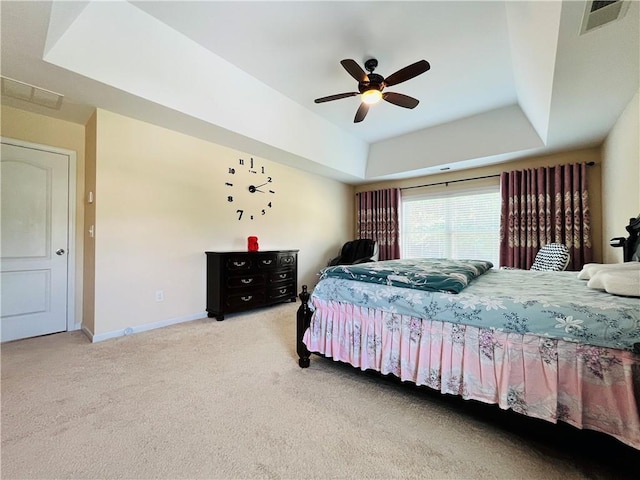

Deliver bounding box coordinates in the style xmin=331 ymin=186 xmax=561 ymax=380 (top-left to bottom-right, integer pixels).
xmin=1 ymin=76 xmax=64 ymax=109
xmin=580 ymin=0 xmax=631 ymax=34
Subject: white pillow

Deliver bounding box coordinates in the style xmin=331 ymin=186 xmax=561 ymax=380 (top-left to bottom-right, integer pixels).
xmin=587 ymin=270 xmax=607 ymax=289
xmin=578 ymin=262 xmax=640 ymax=280
xmin=587 ymin=269 xmax=640 ymax=297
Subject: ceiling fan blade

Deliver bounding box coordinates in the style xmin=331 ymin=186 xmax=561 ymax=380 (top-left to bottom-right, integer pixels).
xmin=340 ymin=59 xmax=369 ymax=82
xmin=314 ymin=92 xmax=359 ymax=103
xmin=354 ymin=102 xmax=369 ymax=123
xmin=383 ymin=92 xmax=420 ymax=109
xmin=384 ymin=60 xmax=430 ymax=87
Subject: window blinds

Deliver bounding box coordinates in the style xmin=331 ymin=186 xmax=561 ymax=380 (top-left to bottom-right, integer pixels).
xmin=401 ymin=185 xmax=501 ymax=266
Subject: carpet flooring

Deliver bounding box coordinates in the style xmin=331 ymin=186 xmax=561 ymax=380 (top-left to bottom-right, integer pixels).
xmin=1 ymin=302 xmax=638 ymax=479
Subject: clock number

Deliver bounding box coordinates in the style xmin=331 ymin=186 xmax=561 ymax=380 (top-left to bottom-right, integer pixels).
xmin=250 ymin=157 xmax=254 ymax=169
xmin=228 ymin=168 xmax=235 ymax=174
xmin=268 ymin=176 xmax=272 ymax=183
xmin=236 ymin=209 xmax=243 ymax=220
xmin=261 ymin=166 xmax=265 ymax=174
xmin=227 ymin=196 xmax=233 ymax=202
xmin=261 ymin=209 xmax=266 ymax=215
xmin=268 ymin=202 xmax=272 ymax=208
xmin=238 ymin=158 xmax=244 ymax=165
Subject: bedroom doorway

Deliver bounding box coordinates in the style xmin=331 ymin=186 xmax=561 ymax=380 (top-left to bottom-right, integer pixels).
xmin=1 ymin=139 xmax=75 ymax=342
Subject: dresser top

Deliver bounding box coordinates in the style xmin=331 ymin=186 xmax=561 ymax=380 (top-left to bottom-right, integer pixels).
xmin=205 ymin=250 xmax=298 ymax=254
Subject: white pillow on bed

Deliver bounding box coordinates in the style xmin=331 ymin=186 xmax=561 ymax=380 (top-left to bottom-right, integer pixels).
xmin=587 ymin=269 xmax=640 ymax=297
xmin=577 ymin=261 xmax=640 ymax=280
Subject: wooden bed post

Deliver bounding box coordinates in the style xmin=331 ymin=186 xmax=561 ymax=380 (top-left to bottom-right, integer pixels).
xmin=296 ymin=285 xmax=312 ymax=368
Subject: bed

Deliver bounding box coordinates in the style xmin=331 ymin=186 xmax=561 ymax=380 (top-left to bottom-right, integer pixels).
xmin=295 ymin=257 xmax=640 ymax=450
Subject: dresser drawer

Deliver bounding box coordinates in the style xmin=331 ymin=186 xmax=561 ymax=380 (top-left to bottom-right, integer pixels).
xmin=256 ymin=254 xmax=278 ymax=269
xmin=226 ymin=256 xmax=252 ymax=270
xmin=278 ymin=253 xmax=296 ymax=268
xmin=270 ymin=269 xmax=294 ymax=284
xmin=227 ymin=273 xmax=266 ymax=289
xmin=269 ymin=283 xmax=295 ymax=301
xmin=226 ymin=291 xmax=266 ymax=308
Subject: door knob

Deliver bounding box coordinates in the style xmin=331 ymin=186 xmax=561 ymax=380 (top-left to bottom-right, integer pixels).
xmin=56 ymin=248 xmax=65 ymax=256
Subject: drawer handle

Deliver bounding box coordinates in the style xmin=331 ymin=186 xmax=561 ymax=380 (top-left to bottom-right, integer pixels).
xmin=241 ymin=278 xmax=253 ymax=284
xmin=278 ymin=273 xmax=287 ymax=279
xmin=233 ymin=261 xmax=247 ymax=267
xmin=279 ymin=288 xmax=287 ymax=294
xmin=262 ymin=260 xmax=273 ymax=265
xmin=241 ymin=295 xmax=253 ymax=302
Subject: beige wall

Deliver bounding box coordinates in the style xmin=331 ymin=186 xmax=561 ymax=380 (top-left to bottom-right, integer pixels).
xmin=1 ymin=105 xmax=86 ymax=328
xmin=90 ymin=109 xmax=353 ymax=336
xmin=602 ymin=90 xmax=640 ymax=263
xmin=83 ymin=112 xmax=97 ymax=334
xmin=356 ymin=147 xmax=604 ymax=263
xmin=1 ymin=105 xmax=353 ymax=338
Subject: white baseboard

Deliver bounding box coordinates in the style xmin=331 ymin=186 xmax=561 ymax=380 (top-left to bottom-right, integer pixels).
xmin=84 ymin=312 xmax=208 ymax=343
xmin=81 ymin=325 xmax=94 ymax=341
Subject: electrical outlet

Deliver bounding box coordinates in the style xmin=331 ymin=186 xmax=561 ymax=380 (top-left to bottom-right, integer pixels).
xmin=155 ymin=290 xmax=164 ymax=302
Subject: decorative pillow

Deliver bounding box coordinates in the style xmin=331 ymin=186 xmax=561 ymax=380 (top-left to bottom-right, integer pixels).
xmin=587 ymin=269 xmax=640 ymax=297
xmin=530 ymin=243 xmax=570 ymax=271
xmin=578 ymin=261 xmax=640 ymax=280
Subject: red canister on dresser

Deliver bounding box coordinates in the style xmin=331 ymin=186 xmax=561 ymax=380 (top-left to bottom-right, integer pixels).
xmin=247 ymin=236 xmax=259 ymax=252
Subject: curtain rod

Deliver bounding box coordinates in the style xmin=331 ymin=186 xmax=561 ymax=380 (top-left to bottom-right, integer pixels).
xmin=400 ymin=161 xmax=595 ymax=191
xmin=401 ymin=173 xmax=499 ymax=190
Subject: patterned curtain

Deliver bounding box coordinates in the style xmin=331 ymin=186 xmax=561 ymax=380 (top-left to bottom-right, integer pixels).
xmin=499 ymin=163 xmax=592 ymax=271
xmin=356 ymin=188 xmax=401 ymax=261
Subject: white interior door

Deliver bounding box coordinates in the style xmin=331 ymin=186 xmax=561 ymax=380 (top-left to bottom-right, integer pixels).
xmin=1 ymin=142 xmax=70 ymax=342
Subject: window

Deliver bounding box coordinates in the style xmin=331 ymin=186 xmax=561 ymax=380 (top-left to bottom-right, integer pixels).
xmin=401 ymin=185 xmax=501 ymax=266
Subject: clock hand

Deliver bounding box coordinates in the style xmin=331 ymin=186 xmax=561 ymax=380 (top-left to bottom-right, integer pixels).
xmin=248 ymin=185 xmax=265 ymax=193
xmin=255 ymin=182 xmax=270 ymax=188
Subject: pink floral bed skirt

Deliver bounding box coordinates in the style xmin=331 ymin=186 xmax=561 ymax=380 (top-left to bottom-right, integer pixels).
xmin=303 ymin=299 xmax=640 ymax=450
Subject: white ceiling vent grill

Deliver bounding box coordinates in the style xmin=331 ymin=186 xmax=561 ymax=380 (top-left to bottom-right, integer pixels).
xmin=1 ymin=76 xmax=64 ymax=109
xmin=580 ymin=1 xmax=631 ymax=34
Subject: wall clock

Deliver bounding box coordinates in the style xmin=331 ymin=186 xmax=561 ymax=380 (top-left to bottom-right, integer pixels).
xmin=225 ymin=157 xmax=275 ymax=220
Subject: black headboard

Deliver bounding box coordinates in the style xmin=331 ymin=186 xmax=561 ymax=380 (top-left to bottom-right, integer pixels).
xmin=610 ymin=214 xmax=640 ymax=262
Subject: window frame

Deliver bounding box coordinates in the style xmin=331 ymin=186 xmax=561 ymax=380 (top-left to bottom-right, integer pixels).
xmin=400 ymin=182 xmax=501 ymax=265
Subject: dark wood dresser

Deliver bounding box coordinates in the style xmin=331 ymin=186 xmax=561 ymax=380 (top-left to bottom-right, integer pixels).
xmin=205 ymin=250 xmax=298 ymax=320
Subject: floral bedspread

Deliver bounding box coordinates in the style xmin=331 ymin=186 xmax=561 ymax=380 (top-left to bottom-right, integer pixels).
xmin=303 ymin=299 xmax=640 ymax=449
xmin=319 ymin=258 xmax=494 ymax=294
xmin=310 ymin=269 xmax=640 ymax=351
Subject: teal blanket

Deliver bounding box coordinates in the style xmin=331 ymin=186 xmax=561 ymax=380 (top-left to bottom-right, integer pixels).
xmin=311 ymin=269 xmax=640 ymax=351
xmin=319 ymin=258 xmax=494 ymax=294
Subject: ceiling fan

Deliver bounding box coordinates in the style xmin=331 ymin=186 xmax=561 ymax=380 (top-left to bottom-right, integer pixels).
xmin=314 ymin=58 xmax=430 ymax=123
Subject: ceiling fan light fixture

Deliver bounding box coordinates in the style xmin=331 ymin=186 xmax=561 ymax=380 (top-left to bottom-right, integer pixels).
xmin=314 ymin=58 xmax=429 ymax=122
xmin=361 ymin=89 xmax=382 ymax=105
